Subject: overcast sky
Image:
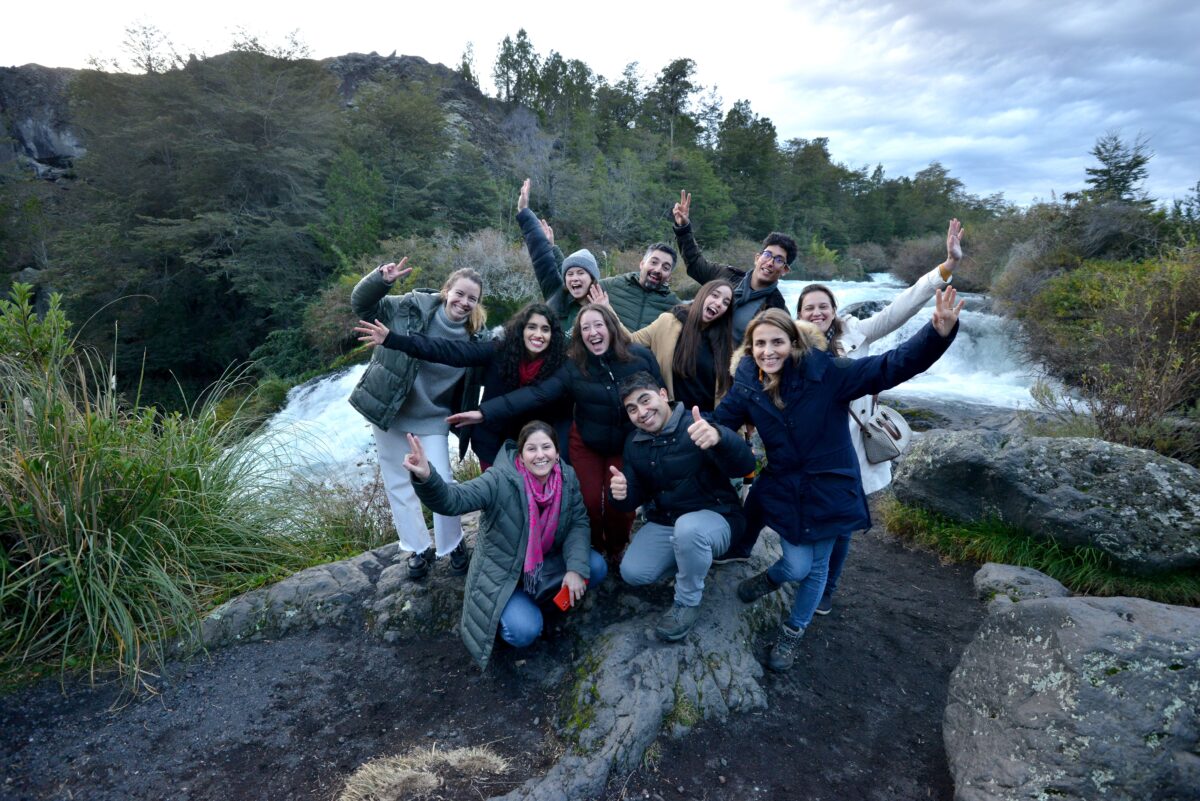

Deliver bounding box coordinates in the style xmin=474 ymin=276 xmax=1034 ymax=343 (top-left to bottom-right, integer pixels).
xmin=4 ymin=0 xmax=1196 ymax=206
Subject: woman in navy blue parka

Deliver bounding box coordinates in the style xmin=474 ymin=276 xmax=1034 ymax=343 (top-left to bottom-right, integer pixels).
xmin=712 ymin=291 xmax=962 ymax=671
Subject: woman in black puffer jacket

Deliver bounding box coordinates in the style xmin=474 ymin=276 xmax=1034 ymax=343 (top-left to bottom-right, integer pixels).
xmin=450 ymin=303 xmax=664 ymax=560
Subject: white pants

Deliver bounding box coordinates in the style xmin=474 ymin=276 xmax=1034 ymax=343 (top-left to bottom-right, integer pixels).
xmin=372 ymin=425 xmax=463 ymax=556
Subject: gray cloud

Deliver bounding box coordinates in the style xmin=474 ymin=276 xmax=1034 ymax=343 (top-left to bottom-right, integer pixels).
xmin=774 ymin=0 xmax=1200 ymax=204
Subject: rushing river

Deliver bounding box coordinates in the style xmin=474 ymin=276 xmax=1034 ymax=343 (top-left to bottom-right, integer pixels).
xmin=256 ymin=273 xmax=1041 ymax=486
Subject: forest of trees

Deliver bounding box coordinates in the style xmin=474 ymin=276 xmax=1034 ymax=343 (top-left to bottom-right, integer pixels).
xmin=1 ymin=27 xmax=1197 ymax=417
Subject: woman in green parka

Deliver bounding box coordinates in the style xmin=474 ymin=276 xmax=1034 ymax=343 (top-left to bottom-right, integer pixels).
xmin=406 ymin=421 xmax=609 ymax=669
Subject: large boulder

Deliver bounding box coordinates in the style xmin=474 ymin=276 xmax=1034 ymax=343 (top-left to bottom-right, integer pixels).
xmin=893 ymin=432 xmax=1200 ymax=575
xmin=944 ymin=596 xmax=1200 ymax=801
xmin=973 ymin=563 xmax=1071 ymax=613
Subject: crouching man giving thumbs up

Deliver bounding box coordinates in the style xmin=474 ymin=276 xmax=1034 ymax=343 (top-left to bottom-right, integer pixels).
xmin=607 ymin=371 xmax=756 ymax=642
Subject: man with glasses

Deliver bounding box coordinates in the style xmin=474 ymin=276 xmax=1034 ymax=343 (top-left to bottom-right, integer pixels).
xmin=671 ymin=190 xmax=795 ymax=344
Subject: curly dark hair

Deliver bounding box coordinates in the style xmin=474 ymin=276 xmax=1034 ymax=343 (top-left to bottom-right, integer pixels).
xmin=498 ymin=302 xmax=567 ymax=387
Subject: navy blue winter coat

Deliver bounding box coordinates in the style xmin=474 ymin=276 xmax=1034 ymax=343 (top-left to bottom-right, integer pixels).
xmin=712 ymin=320 xmax=957 ymax=544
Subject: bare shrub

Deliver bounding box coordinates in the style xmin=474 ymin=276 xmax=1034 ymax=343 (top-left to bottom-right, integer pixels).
xmin=847 ymin=242 xmax=889 ymax=273
xmin=890 ymin=233 xmax=944 ymax=285
xmin=1018 ymin=250 xmax=1200 ymax=463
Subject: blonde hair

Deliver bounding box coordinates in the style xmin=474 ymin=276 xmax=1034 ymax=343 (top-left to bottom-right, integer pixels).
xmin=740 ymin=309 xmax=811 ymax=409
xmin=439 ymin=268 xmax=487 ymax=334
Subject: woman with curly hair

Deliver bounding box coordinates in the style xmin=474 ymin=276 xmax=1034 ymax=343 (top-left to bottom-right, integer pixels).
xmin=446 ymin=303 xmax=664 ymax=560
xmin=356 ymin=301 xmax=571 ymax=471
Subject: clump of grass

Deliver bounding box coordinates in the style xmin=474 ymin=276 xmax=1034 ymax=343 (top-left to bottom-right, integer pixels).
xmin=338 ymin=744 xmax=511 ymax=801
xmin=880 ymin=497 xmax=1200 ymax=606
xmin=0 ymin=283 xmax=386 ymax=690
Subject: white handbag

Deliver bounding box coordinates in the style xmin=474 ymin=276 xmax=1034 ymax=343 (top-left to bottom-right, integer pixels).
xmin=848 ymin=396 xmax=913 ymax=464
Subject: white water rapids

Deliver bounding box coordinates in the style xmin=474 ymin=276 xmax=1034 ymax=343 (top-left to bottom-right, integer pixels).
xmin=255 ymin=273 xmax=1042 ymax=486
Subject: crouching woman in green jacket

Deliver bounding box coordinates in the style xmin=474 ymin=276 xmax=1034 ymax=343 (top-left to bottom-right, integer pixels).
xmin=405 ymin=421 xmax=608 ymax=669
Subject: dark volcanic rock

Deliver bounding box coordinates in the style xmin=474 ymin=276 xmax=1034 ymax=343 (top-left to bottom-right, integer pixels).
xmin=893 ymin=431 xmax=1200 ymax=575
xmin=0 ymin=63 xmax=84 ymax=177
xmin=944 ymin=595 xmax=1200 ymax=801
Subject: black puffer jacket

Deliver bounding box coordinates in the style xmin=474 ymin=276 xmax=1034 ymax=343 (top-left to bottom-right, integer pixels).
xmin=379 ymin=331 xmax=571 ymax=465
xmin=479 ymin=344 xmax=664 ymax=457
xmin=611 ymin=403 xmax=755 ymax=540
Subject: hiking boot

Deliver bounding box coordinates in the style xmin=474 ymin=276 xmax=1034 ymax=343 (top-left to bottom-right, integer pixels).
xmin=767 ymin=624 xmax=804 ymax=672
xmin=655 ymin=602 xmax=701 ymax=643
xmin=407 ymin=546 xmax=435 ymax=580
xmin=814 ymin=593 xmax=834 ymax=616
xmin=737 ymin=570 xmax=778 ymax=603
xmin=449 ymin=540 xmax=471 ymax=575
xmin=712 ymin=541 xmax=753 ymax=564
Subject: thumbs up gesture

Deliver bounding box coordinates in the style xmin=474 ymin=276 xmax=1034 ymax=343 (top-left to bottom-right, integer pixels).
xmin=687 ymin=406 xmax=720 ymax=450
xmin=608 ymin=465 xmax=627 ymax=501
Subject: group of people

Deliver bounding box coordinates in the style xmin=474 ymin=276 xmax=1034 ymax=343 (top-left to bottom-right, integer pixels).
xmin=350 ymin=181 xmax=965 ymax=671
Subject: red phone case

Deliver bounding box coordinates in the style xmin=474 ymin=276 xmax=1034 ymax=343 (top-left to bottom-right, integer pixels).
xmin=553 ymin=580 xmax=589 ymax=611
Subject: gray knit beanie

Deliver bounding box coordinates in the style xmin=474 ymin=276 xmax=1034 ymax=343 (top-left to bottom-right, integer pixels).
xmin=561 ymin=248 xmax=601 ymax=285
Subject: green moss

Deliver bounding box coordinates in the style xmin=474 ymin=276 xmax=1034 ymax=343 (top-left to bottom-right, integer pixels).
xmin=881 ymin=497 xmax=1200 ymax=606
xmin=559 ymin=650 xmax=603 ymax=754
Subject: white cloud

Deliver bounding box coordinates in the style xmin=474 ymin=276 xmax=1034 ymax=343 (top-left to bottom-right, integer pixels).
xmin=2 ymin=0 xmax=1195 ymax=206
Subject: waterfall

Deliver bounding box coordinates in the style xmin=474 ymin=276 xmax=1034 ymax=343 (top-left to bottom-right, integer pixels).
xmin=257 ymin=274 xmax=1041 ymax=485
xmin=777 ymin=273 xmax=1040 ymax=408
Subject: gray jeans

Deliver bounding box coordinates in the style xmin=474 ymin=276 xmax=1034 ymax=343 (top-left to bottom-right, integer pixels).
xmin=618 ymin=510 xmax=731 ymax=607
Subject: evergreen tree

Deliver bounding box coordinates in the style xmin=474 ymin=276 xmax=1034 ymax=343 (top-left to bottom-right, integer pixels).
xmin=1083 ymin=131 xmax=1153 ymax=204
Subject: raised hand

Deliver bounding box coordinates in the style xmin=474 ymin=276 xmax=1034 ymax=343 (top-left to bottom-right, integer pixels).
xmin=518 ymin=178 xmax=530 ymax=212
xmin=401 ymin=433 xmax=431 ymax=480
xmin=379 ymin=256 xmax=412 ymax=284
xmin=539 ymin=217 xmax=555 ymax=246
xmin=946 ymin=218 xmax=964 ymax=266
xmin=687 ymin=405 xmax=720 ymax=449
xmin=608 ymin=465 xmax=627 ymax=501
xmin=445 ymin=410 xmax=484 ymax=427
xmin=587 ymin=283 xmax=612 ymax=310
xmin=932 ymin=286 xmax=965 ymax=338
xmin=672 ymin=190 xmax=692 ymax=226
xmin=353 ymin=318 xmax=389 ymax=348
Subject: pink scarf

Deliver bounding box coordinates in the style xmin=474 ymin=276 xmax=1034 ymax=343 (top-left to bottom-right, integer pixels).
xmin=515 ymin=458 xmax=563 ymax=594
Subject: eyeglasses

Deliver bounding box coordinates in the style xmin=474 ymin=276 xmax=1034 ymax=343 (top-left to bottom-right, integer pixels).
xmin=758 ymin=250 xmax=788 ymax=268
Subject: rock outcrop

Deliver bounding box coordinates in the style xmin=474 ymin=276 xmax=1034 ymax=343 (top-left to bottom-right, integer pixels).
xmin=944 ymin=594 xmax=1200 ymax=801
xmin=892 ymin=431 xmax=1200 ymax=575
xmin=198 ymin=515 xmax=791 ymax=801
xmin=0 ymin=64 xmax=84 ymax=177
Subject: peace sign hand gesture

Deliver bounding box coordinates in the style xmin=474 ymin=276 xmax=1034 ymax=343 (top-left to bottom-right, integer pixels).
xmin=932 ymin=286 xmax=965 ymax=338
xmin=401 ymin=433 xmax=431 ymax=480
xmin=673 ymin=190 xmax=692 ymax=226
xmin=379 ymin=256 xmax=412 ymax=285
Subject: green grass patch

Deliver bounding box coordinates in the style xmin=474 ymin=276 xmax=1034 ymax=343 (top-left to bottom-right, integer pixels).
xmin=0 ymin=284 xmax=394 ymax=692
xmin=880 ymin=497 xmax=1200 ymax=606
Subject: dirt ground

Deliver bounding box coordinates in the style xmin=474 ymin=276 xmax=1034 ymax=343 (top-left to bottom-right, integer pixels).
xmin=603 ymin=521 xmax=984 ymax=801
xmin=2 ymin=504 xmax=985 ymax=801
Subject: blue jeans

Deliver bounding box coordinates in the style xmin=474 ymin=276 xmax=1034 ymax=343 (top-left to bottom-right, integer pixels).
xmin=498 ymin=549 xmax=608 ymax=647
xmin=619 ymin=510 xmax=731 ymax=607
xmin=823 ymin=532 xmax=853 ymax=599
xmin=767 ymin=536 xmax=837 ymax=632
